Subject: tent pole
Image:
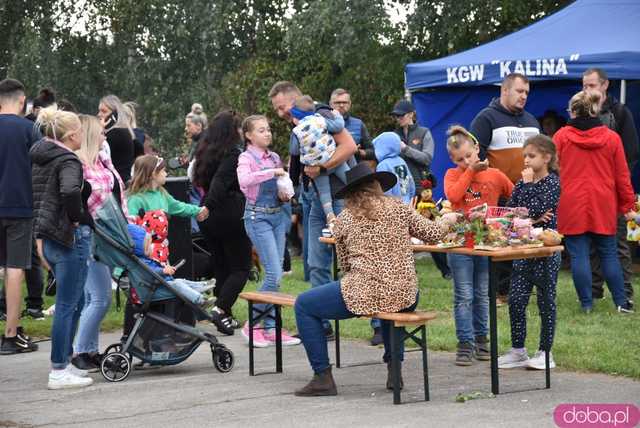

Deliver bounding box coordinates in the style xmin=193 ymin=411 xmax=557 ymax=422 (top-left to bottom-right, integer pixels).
xmin=620 ymin=80 xmax=627 ymax=104
xmin=404 ymin=72 xmax=410 ymax=100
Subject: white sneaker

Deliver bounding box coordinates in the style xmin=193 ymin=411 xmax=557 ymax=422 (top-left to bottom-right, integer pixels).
xmin=199 ymin=279 xmax=216 ymax=293
xmin=66 ymin=364 xmax=89 ymax=378
xmin=498 ymin=348 xmax=529 ymax=369
xmin=526 ymin=350 xmax=556 ymax=370
xmin=48 ymin=368 xmax=93 ymax=390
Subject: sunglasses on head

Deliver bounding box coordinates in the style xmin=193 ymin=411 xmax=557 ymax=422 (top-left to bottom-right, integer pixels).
xmin=155 ymin=156 xmax=164 ymax=170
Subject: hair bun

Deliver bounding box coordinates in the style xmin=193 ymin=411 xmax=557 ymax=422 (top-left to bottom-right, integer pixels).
xmin=38 ymin=88 xmax=56 ymax=104
xmin=191 ymin=103 xmax=204 ymax=114
xmin=37 ymin=106 xmax=57 ymax=124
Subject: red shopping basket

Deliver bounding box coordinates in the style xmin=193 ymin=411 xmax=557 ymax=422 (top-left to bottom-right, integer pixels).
xmin=486 ymin=206 xmax=516 ymax=219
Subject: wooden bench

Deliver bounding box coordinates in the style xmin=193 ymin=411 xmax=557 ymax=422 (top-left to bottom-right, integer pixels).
xmin=238 ymin=291 xmax=295 ymax=376
xmin=239 ymin=290 xmax=437 ymax=404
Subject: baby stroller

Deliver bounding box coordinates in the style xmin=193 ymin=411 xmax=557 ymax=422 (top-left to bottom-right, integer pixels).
xmin=92 ymin=196 xmax=234 ymax=382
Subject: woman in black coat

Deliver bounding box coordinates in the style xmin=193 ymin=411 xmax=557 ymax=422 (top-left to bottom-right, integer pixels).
xmin=97 ymin=95 xmax=135 ymax=184
xmin=193 ymin=111 xmax=251 ymax=335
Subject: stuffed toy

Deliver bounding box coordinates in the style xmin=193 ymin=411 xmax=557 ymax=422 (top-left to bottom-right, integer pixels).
xmin=416 ymin=179 xmax=439 ymax=219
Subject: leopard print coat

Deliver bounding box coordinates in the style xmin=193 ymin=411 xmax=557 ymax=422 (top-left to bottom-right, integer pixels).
xmin=333 ymin=197 xmax=448 ymax=315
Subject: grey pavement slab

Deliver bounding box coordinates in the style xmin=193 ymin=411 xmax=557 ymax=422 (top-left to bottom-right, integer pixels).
xmin=1 ymin=328 xmax=638 ymax=427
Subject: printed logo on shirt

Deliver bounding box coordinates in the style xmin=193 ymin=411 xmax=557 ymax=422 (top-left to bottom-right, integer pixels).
xmin=489 ymin=126 xmax=539 ymax=151
xmin=394 ymin=165 xmax=412 ymax=196
xmin=411 ymin=138 xmax=421 ymax=146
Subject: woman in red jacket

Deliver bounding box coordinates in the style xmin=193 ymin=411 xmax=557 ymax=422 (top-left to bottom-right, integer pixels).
xmin=554 ymin=91 xmax=635 ymax=314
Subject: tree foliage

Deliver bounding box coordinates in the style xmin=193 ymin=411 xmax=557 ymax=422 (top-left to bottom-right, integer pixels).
xmin=1 ymin=0 xmax=571 ymax=156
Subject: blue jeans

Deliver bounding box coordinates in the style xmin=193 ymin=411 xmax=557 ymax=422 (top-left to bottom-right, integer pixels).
xmin=168 ymin=278 xmax=206 ymax=305
xmin=448 ymin=253 xmax=489 ymax=343
xmin=74 ymin=259 xmax=112 ymax=354
xmin=189 ymin=187 xmax=202 ymax=234
xmin=564 ymin=233 xmax=627 ymax=308
xmin=300 ymin=185 xmax=312 ymax=282
xmin=44 ymin=226 xmax=91 ymax=369
xmin=313 ymin=163 xmax=349 ymax=219
xmin=307 ymin=189 xmax=343 ymax=328
xmin=295 ymin=281 xmax=418 ymax=373
xmin=244 ymin=210 xmax=286 ymax=329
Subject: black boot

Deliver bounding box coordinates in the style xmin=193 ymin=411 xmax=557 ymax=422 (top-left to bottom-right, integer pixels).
xmin=294 ymin=366 xmax=337 ymax=396
xmin=386 ymin=361 xmax=404 ymax=390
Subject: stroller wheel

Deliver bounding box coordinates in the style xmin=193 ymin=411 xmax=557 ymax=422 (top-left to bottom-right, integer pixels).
xmin=101 ymin=352 xmax=132 ymax=382
xmin=212 ymin=346 xmax=234 ymax=373
xmin=103 ymin=343 xmax=133 ymax=362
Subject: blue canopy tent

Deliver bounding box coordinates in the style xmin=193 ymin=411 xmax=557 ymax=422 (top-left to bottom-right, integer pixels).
xmin=405 ymin=0 xmax=640 ymax=199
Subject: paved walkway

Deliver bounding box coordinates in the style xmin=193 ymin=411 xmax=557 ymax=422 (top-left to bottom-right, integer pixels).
xmin=1 ymin=329 xmax=638 ymax=427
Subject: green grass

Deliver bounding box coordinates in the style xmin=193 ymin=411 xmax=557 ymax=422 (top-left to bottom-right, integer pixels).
xmin=2 ymin=257 xmax=639 ymax=379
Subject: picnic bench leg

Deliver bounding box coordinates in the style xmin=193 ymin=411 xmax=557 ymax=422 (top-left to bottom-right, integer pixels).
xmin=275 ymin=304 xmax=283 ymax=373
xmin=545 ymin=351 xmax=551 ymax=389
xmin=390 ymin=325 xmax=402 ymax=404
xmin=248 ymin=301 xmax=255 ymax=376
xmin=420 ymin=325 xmax=430 ymax=401
xmin=489 ymin=260 xmax=499 ymax=395
xmin=335 ymin=319 xmax=341 ymax=368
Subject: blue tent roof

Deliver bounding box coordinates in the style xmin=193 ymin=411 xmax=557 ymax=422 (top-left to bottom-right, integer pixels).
xmin=405 ymin=0 xmax=640 ymax=89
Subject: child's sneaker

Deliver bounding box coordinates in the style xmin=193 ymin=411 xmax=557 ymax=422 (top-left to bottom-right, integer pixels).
xmin=264 ymin=329 xmax=302 ymax=346
xmin=474 ymin=335 xmax=490 ymax=361
xmin=47 ymin=368 xmax=93 ymax=390
xmin=525 ymin=350 xmax=555 ymax=370
xmin=200 ymin=279 xmax=216 ymax=294
xmin=455 ymin=342 xmax=474 ymax=366
xmin=240 ymin=322 xmax=270 ymax=348
xmin=199 ymin=297 xmax=216 ymax=312
xmin=498 ymin=348 xmax=529 ymax=369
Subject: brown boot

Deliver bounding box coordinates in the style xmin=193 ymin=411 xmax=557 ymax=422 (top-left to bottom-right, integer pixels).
xmin=386 ymin=361 xmax=404 ymax=390
xmin=294 ymin=366 xmax=337 ymax=396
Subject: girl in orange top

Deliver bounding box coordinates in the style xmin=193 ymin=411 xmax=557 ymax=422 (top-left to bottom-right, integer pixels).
xmin=443 ymin=125 xmax=513 ymax=366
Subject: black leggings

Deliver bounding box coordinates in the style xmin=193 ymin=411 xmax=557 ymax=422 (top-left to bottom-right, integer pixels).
xmin=204 ymin=232 xmax=251 ymax=316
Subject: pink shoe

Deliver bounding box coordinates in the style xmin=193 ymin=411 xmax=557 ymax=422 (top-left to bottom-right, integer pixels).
xmin=264 ymin=329 xmax=302 ymax=346
xmin=241 ymin=322 xmax=270 ymax=348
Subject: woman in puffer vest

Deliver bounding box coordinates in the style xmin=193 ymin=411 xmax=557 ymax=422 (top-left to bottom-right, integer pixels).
xmin=31 ymin=107 xmax=94 ymax=390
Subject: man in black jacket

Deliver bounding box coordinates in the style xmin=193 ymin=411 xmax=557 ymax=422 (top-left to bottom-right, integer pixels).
xmin=0 ymin=79 xmax=40 ymax=355
xmin=583 ymin=68 xmax=639 ymax=303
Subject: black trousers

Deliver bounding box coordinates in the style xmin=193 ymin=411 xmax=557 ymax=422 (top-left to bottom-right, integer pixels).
xmin=0 ymin=238 xmax=44 ymax=312
xmin=591 ymin=215 xmax=634 ymax=299
xmin=430 ymin=252 xmax=450 ymax=277
xmin=207 ymin=233 xmax=251 ymax=315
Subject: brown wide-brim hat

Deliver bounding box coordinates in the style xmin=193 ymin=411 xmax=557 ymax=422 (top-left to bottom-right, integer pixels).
xmin=333 ymin=162 xmax=397 ymax=199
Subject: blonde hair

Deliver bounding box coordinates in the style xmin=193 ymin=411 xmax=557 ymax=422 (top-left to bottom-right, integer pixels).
xmin=294 ymin=95 xmax=315 ymax=112
xmin=569 ymin=90 xmax=601 ymax=118
xmin=123 ymin=101 xmax=139 ymax=128
xmin=36 ymin=107 xmax=81 ymax=142
xmin=446 ymin=125 xmax=478 ymax=153
xmin=344 ymin=179 xmax=386 ymax=221
xmin=185 ymin=103 xmax=207 ymax=130
xmin=523 ymin=134 xmax=559 ymax=174
xmin=128 ymin=155 xmax=166 ymax=195
xmin=242 ymin=114 xmax=268 ymax=145
xmin=100 ymin=94 xmax=135 ymax=138
xmin=76 ymin=114 xmax=104 ymax=167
